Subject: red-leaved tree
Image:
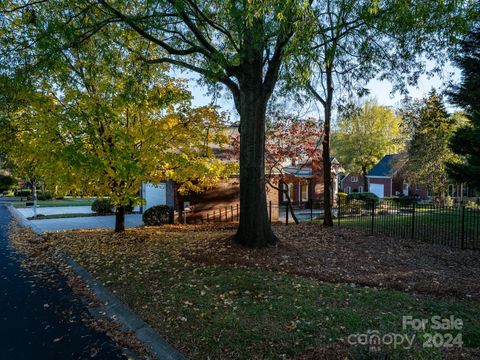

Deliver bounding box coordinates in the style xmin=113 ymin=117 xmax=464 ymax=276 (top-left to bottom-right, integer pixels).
xmin=230 ymin=115 xmax=323 ymax=223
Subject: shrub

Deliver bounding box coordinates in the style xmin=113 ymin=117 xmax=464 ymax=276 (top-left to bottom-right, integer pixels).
xmin=346 ymin=192 xmax=379 ymax=204
xmin=385 ymin=196 xmax=415 ymax=206
xmin=91 ymin=198 xmax=113 ymax=215
xmin=15 ymin=189 xmax=32 ymax=198
xmin=0 ymin=175 xmax=15 ymax=192
xmin=37 ymin=192 xmax=53 ymax=201
xmin=466 ymin=200 xmax=479 ymax=208
xmin=337 ymin=192 xmax=347 ymax=200
xmin=445 ymin=196 xmax=454 ymax=207
xmin=142 ymin=205 xmax=172 ymax=226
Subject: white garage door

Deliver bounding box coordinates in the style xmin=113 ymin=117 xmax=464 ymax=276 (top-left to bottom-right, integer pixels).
xmin=144 ymin=183 xmax=167 ymax=210
xmin=369 ymin=183 xmax=385 ymax=198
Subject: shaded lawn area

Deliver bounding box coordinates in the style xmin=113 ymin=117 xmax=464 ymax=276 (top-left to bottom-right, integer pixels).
xmin=338 ymin=208 xmax=480 ymax=249
xmin=13 ymin=199 xmax=95 ymax=208
xmin=39 ymin=224 xmax=480 ymax=359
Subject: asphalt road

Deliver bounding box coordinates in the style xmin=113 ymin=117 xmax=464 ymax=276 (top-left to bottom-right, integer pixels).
xmin=0 ymin=205 xmax=127 ymax=360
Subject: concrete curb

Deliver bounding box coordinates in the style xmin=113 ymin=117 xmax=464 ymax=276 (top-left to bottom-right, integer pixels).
xmin=6 ymin=204 xmax=43 ymax=235
xmin=62 ymin=255 xmax=186 ymax=360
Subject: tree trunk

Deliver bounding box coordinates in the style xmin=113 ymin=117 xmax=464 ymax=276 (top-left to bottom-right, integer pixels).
xmin=234 ymin=81 xmax=277 ymax=247
xmin=323 ymin=69 xmax=334 ymax=226
xmin=31 ymin=180 xmax=38 ymax=218
xmin=115 ymin=205 xmax=125 ymax=232
xmin=362 ymin=165 xmax=368 ymax=191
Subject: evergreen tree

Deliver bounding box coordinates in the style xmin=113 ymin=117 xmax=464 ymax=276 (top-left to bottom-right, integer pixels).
xmin=447 ymin=25 xmax=480 ymax=189
xmin=405 ymin=91 xmax=459 ymax=200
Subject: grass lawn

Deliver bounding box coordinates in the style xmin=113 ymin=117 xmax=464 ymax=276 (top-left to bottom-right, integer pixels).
xmin=27 ymin=213 xmax=98 ymax=220
xmin=338 ymin=207 xmax=480 ymax=249
xmin=13 ymin=198 xmax=95 ymax=208
xmin=36 ymin=225 xmax=480 ymax=359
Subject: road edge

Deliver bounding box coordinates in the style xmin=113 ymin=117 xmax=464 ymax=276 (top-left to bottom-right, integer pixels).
xmin=62 ymin=254 xmax=186 ymax=360
xmin=6 ymin=204 xmax=43 ymax=235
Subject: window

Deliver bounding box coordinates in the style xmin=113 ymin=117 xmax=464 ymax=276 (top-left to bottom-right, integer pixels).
xmin=346 ymin=186 xmax=351 ymax=194
xmin=358 ymin=186 xmax=363 ymax=193
xmin=283 ymin=183 xmax=293 ymax=202
xmin=351 ymin=176 xmax=358 ymax=182
xmin=301 ymin=183 xmax=308 ymax=202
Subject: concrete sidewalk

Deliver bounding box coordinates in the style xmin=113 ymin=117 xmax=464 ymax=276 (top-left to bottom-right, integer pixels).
xmin=10 ymin=206 xmax=143 ymax=233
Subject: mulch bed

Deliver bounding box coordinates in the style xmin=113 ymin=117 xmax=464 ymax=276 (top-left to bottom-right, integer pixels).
xmin=182 ymin=223 xmax=480 ymax=301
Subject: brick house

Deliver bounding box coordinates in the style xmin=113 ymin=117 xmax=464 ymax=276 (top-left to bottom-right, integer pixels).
xmin=366 ymin=154 xmax=440 ymax=199
xmin=339 ymin=173 xmax=366 ymax=194
xmin=277 ymin=157 xmax=343 ymax=207
xmin=140 ymin=125 xmax=343 ymax=221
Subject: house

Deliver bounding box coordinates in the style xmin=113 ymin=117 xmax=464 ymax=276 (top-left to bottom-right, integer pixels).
xmin=366 ymin=154 xmax=428 ymax=198
xmin=278 ymin=157 xmax=343 ymax=207
xmin=139 ymin=124 xmax=343 ymax=221
xmin=339 ymin=173 xmax=366 ymax=194
xmin=366 ymin=154 xmax=403 ymax=198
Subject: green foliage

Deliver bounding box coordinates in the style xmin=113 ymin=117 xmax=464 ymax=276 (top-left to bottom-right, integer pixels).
xmin=91 ymin=199 xmax=113 ymax=215
xmin=0 ymin=22 xmax=233 ymax=232
xmin=445 ymin=196 xmax=454 ymax=207
xmin=403 ymin=91 xmax=461 ymax=199
xmin=346 ymin=192 xmax=379 ymax=205
xmin=447 ymin=25 xmax=480 ymax=189
xmin=15 ymin=189 xmax=31 ymax=198
xmin=337 ymin=192 xmax=347 ymax=199
xmin=0 ymin=174 xmax=15 ymax=192
xmin=142 ymin=205 xmax=172 ymax=226
xmin=36 ymin=192 xmax=53 ymax=201
xmin=333 ymin=100 xmax=404 ymax=177
xmin=384 ymin=196 xmax=415 ymax=206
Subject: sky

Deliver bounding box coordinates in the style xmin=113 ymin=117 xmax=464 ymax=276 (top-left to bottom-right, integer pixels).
xmin=181 ymin=61 xmax=460 ymax=121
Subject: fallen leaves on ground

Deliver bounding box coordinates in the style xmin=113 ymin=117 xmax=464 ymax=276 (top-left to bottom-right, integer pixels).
xmin=8 ymin=221 xmax=151 ymax=359
xmin=11 ymin=222 xmax=480 ymax=359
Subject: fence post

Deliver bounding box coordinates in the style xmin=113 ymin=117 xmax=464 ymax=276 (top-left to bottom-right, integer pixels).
xmin=411 ymin=201 xmax=416 ymax=240
xmin=231 ymin=205 xmax=234 ymax=222
xmin=213 ymin=210 xmax=216 ymax=223
xmin=310 ymin=198 xmax=313 ymax=221
xmin=337 ymin=195 xmax=341 ymax=227
xmin=207 ymin=213 xmax=209 ymax=223
xmin=371 ymin=200 xmax=375 ymax=235
xmin=286 ymin=206 xmax=289 ymax=225
xmin=225 ymin=207 xmax=228 ymax=222
xmin=269 ymin=201 xmax=272 ymax=223
xmin=236 ymin=204 xmax=239 ymax=221
xmin=461 ymin=205 xmax=466 ymax=249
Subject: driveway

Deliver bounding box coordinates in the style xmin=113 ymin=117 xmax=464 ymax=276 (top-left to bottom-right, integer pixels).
xmin=27 ymin=214 xmax=144 ymax=233
xmin=16 ymin=206 xmax=94 ymax=218
xmin=0 ymin=205 xmax=127 ymax=359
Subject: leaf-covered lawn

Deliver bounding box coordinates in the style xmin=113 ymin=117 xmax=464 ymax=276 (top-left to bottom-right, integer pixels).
xmin=39 ymin=225 xmax=480 ymax=359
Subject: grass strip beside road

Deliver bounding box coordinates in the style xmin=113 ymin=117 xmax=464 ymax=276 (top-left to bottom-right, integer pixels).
xmin=13 ymin=199 xmax=95 ymax=208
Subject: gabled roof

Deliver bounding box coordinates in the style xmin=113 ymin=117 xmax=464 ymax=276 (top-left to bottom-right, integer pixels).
xmin=283 ymin=166 xmax=313 ymax=177
xmin=367 ymin=154 xmax=402 ymax=178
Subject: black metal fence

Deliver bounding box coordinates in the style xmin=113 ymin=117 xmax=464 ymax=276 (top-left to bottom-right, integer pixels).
xmin=337 ymin=197 xmax=480 ymax=250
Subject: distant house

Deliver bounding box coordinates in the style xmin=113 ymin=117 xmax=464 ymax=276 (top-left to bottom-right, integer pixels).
xmin=339 ymin=173 xmax=366 ymax=194
xmin=365 ymin=154 xmax=469 ymax=200
xmin=365 ymin=154 xmax=404 ymax=198
xmin=278 ymin=157 xmax=343 ymax=206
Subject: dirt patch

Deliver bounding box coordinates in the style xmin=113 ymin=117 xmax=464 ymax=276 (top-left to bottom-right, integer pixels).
xmin=182 ymin=223 xmax=480 ymax=300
